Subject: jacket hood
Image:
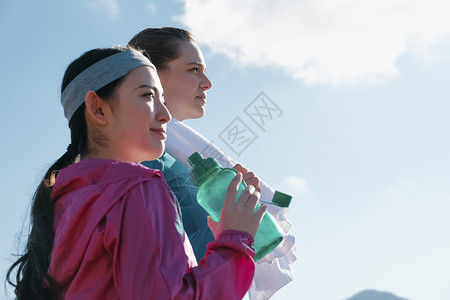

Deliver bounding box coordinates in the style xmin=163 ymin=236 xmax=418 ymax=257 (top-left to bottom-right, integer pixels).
xmin=50 ymin=159 xmax=164 ymax=284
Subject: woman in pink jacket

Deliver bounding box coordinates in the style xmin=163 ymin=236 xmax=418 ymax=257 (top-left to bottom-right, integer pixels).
xmin=7 ymin=46 xmax=266 ymax=300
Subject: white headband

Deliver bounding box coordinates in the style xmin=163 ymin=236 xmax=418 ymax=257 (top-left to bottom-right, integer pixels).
xmin=61 ymin=49 xmax=153 ymax=121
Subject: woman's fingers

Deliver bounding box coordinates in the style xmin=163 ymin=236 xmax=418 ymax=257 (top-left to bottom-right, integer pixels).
xmin=245 ymin=190 xmax=261 ymax=212
xmin=224 ymin=172 xmax=243 ymax=207
xmin=233 ymin=163 xmax=261 ymax=189
xmin=254 ymin=204 xmax=267 ymax=223
xmin=242 ymin=171 xmax=260 ymax=189
xmin=235 ymin=184 xmax=255 ymax=207
xmin=219 ymin=172 xmax=265 ymax=238
xmin=233 ymin=163 xmax=248 ymax=174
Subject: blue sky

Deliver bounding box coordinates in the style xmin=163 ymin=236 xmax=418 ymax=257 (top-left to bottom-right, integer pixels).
xmin=1 ymin=1 xmax=449 ymax=299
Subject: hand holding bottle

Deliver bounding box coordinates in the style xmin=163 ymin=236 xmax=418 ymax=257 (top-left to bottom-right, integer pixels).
xmin=188 ymin=152 xmax=284 ymax=261
xmin=207 ymin=173 xmax=266 ymax=239
xmin=232 ymin=164 xmax=261 ymax=193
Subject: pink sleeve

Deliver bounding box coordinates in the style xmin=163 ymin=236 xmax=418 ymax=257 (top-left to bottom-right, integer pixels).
xmin=189 ymin=230 xmax=256 ymax=299
xmin=103 ymin=178 xmax=255 ymax=300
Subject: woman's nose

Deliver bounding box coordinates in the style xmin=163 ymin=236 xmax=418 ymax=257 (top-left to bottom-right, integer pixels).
xmin=156 ymin=99 xmax=171 ymax=124
xmin=200 ymin=74 xmax=212 ymax=90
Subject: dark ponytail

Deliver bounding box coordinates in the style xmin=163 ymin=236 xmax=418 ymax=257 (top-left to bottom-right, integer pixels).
xmin=6 ymin=47 xmax=131 ymax=300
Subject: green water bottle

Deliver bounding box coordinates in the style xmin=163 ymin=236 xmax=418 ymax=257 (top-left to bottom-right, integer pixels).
xmin=187 ymin=152 xmax=284 ymax=261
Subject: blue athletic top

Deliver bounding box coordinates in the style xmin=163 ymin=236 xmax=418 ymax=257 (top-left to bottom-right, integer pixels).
xmin=142 ymin=152 xmax=215 ymax=261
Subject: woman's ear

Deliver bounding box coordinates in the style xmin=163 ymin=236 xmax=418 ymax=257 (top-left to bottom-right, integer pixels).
xmin=84 ymin=91 xmax=110 ymax=126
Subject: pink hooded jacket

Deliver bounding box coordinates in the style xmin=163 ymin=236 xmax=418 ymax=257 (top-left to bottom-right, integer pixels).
xmin=49 ymin=159 xmax=255 ymax=299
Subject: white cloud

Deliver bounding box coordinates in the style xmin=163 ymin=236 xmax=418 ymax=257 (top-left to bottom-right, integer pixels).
xmin=88 ymin=0 xmax=119 ymax=19
xmin=176 ymin=0 xmax=450 ymax=84
xmin=146 ymin=3 xmax=157 ymax=15
xmin=277 ymin=175 xmax=310 ymax=199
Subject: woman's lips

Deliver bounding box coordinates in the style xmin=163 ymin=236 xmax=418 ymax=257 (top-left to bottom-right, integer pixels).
xmin=150 ymin=128 xmax=167 ymax=140
xmin=196 ymin=94 xmax=207 ymax=105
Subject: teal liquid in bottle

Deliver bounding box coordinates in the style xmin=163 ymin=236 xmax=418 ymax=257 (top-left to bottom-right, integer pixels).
xmin=188 ymin=152 xmax=284 ymax=261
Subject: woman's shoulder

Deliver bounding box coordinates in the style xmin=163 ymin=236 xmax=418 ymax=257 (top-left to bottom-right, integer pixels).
xmin=141 ymin=151 xmax=178 ymax=171
xmin=54 ymin=159 xmax=164 ymax=196
xmin=66 ymin=158 xmax=161 ymax=176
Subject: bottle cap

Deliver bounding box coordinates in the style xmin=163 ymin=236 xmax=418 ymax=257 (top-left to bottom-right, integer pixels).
xmin=272 ymin=191 xmax=292 ymax=207
xmin=187 ymin=152 xmax=221 ymax=186
xmin=187 ymin=152 xmax=203 ymax=167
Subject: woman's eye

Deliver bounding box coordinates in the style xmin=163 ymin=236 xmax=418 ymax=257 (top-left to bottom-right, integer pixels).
xmin=144 ymin=92 xmax=155 ymax=99
xmin=190 ymin=67 xmax=199 ymax=72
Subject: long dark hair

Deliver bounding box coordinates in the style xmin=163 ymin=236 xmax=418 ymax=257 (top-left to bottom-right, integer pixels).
xmin=128 ymin=27 xmax=195 ymax=70
xmin=6 ymin=47 xmax=131 ymax=300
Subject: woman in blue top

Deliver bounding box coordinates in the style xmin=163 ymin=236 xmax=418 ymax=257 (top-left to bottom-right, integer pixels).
xmin=128 ymin=28 xmax=260 ymax=261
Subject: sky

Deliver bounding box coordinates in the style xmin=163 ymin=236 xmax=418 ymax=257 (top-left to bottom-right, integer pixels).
xmin=1 ymin=0 xmax=449 ymax=299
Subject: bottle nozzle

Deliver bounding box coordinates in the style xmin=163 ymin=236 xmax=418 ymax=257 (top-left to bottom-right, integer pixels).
xmin=272 ymin=191 xmax=292 ymax=208
xmin=187 ymin=152 xmax=203 ymax=167
xmin=188 ymin=152 xmax=221 ymax=186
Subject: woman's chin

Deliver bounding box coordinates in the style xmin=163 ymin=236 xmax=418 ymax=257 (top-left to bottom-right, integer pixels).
xmin=153 ymin=147 xmax=165 ymax=160
xmin=190 ymin=108 xmax=206 ymax=120
xmin=138 ymin=147 xmax=165 ymax=163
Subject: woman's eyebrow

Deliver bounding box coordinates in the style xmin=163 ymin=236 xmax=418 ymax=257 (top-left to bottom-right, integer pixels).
xmin=134 ymin=84 xmax=160 ymax=94
xmin=134 ymin=84 xmax=152 ymax=90
xmin=187 ymin=62 xmax=206 ymax=70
